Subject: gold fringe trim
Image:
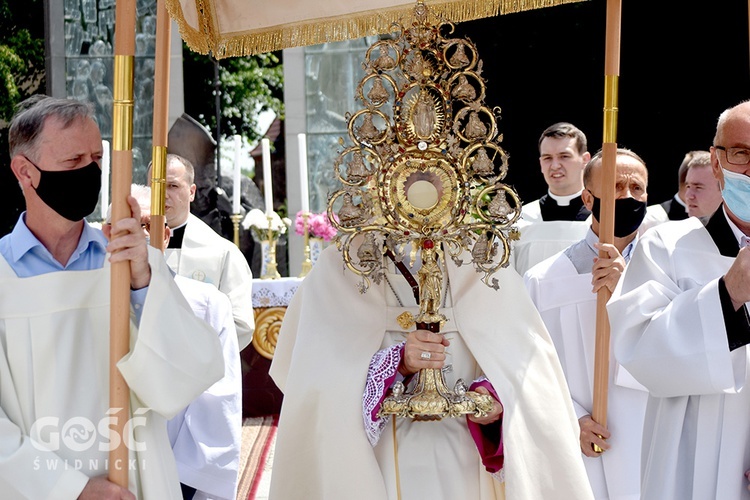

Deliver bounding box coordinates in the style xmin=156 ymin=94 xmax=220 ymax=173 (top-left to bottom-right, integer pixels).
xmin=165 ymin=0 xmax=588 ymax=59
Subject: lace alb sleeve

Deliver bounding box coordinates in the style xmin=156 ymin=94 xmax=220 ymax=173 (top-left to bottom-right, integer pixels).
xmin=362 ymin=342 xmax=404 ymax=446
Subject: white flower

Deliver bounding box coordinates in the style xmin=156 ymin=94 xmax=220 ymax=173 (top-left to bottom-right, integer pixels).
xmin=268 ymin=211 xmax=288 ymax=234
xmin=242 ymin=209 xmax=291 ymax=237
xmin=242 ymin=209 xmax=270 ymax=230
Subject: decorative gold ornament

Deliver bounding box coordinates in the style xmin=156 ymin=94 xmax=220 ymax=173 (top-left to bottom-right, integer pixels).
xmin=252 ymin=307 xmax=286 ymax=359
xmin=396 ymin=311 xmax=416 ymax=330
xmin=327 ymin=1 xmax=522 ymax=420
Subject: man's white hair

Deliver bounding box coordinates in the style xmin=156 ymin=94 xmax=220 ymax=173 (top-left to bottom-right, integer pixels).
xmin=131 ymin=183 xmax=151 ymax=210
xmin=105 ymin=183 xmax=151 ymax=223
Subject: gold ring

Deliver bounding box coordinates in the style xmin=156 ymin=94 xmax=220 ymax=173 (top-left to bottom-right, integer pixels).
xmin=592 ymin=434 xmax=605 ymax=453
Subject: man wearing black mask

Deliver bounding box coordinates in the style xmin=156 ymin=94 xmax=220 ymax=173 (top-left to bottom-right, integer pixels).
xmin=0 ymin=95 xmax=223 ymax=499
xmin=524 ymin=147 xmax=649 ymax=500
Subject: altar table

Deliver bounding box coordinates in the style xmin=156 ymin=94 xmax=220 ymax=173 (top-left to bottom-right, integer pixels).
xmin=242 ymin=277 xmax=302 ymax=417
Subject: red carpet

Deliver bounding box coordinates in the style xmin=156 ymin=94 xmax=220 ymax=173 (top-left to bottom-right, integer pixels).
xmin=236 ymin=415 xmax=278 ymax=500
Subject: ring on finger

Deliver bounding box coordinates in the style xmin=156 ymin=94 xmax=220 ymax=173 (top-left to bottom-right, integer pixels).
xmin=420 ymin=351 xmax=432 ymax=360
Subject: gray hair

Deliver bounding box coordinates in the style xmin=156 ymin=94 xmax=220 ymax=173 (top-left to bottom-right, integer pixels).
xmin=8 ymin=95 xmax=95 ymax=160
xmin=583 ymin=147 xmax=648 ymax=188
xmin=713 ymin=99 xmax=750 ymax=145
xmin=131 ymin=183 xmax=152 ymax=209
xmin=105 ymin=184 xmax=152 ymax=223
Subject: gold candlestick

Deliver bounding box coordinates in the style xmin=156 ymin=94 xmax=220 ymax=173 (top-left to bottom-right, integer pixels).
xmin=231 ymin=213 xmax=242 ymax=248
xmin=261 ymin=215 xmax=281 ymax=280
xmin=299 ymin=212 xmax=313 ymax=277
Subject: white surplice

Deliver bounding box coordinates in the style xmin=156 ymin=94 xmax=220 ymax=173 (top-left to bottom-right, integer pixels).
xmin=510 ymin=214 xmax=590 ymax=276
xmin=165 ymin=214 xmax=254 ymax=350
xmin=269 ymin=245 xmax=594 ymax=500
xmin=170 ymin=276 xmax=242 ymax=500
xmin=608 ymin=215 xmax=750 ymax=500
xmin=0 ymin=246 xmax=224 ymax=499
xmin=512 ymin=203 xmax=668 ymax=276
xmin=525 ymin=249 xmax=647 ymax=500
xmin=639 ymin=203 xmax=670 ymax=235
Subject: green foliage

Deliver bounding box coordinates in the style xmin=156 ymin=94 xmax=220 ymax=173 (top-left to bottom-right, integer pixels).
xmin=183 ymin=48 xmax=284 ymax=144
xmin=0 ymin=0 xmax=45 ymax=123
xmin=0 ymin=44 xmax=23 ymax=119
xmin=0 ymin=0 xmax=43 ymax=237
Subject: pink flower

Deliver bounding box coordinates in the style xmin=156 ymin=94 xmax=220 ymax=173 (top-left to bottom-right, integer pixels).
xmin=295 ymin=211 xmax=338 ymax=241
xmin=294 ymin=211 xmax=307 ymax=235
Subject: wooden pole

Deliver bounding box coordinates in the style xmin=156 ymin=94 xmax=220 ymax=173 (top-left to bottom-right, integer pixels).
xmin=592 ymin=0 xmax=622 ymax=437
xmin=149 ymin=0 xmax=172 ymax=252
xmin=109 ymin=0 xmax=136 ymax=487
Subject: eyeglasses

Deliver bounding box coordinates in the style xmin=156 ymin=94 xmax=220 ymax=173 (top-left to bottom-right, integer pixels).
xmin=715 ymin=145 xmax=750 ymax=165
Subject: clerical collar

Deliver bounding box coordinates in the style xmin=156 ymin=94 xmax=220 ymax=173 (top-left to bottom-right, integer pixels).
xmin=548 ymin=189 xmax=584 ymax=207
xmin=168 ymin=221 xmax=187 ymax=249
xmin=539 ymin=192 xmax=590 ymax=221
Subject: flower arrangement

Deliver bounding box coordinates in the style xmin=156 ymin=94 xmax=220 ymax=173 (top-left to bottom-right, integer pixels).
xmin=242 ymin=208 xmax=291 ymax=242
xmin=295 ymin=211 xmax=338 ymax=241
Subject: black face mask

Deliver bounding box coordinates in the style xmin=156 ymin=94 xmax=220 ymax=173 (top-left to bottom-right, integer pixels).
xmin=27 ymin=157 xmax=101 ymax=222
xmin=590 ymin=194 xmax=647 ymax=238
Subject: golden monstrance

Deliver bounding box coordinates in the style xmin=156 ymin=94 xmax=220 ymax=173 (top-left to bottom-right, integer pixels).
xmin=327 ymin=1 xmax=522 ymax=420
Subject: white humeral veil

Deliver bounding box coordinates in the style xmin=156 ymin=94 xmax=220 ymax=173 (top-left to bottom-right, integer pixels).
xmin=269 ymin=245 xmax=593 ymax=500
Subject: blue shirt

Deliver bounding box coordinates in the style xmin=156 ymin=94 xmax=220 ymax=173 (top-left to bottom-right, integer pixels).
xmin=0 ymin=213 xmax=108 ymax=274
xmin=0 ymin=213 xmax=147 ymax=320
xmin=564 ymin=226 xmax=637 ymax=275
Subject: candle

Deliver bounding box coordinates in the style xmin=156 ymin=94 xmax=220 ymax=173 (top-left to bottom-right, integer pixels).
xmin=298 ymin=133 xmax=309 ymax=213
xmin=262 ymin=138 xmax=273 ymax=216
xmin=232 ymin=135 xmax=242 ymax=214
xmin=100 ymin=139 xmax=110 ymax=220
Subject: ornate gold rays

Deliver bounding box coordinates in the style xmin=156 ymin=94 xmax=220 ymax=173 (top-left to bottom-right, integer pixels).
xmin=328 ymin=1 xmax=520 ymax=291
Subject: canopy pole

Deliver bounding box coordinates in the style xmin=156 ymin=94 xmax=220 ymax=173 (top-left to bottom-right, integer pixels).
xmin=592 ymin=0 xmax=622 ymax=446
xmin=149 ymin=0 xmax=172 ymax=252
xmin=109 ymin=0 xmax=136 ymax=487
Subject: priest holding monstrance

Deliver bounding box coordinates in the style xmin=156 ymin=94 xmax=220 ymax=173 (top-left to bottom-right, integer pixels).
xmin=269 ymin=4 xmax=593 ymax=499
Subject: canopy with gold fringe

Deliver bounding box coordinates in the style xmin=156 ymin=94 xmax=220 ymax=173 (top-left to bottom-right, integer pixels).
xmin=164 ymin=0 xmax=588 ymax=58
